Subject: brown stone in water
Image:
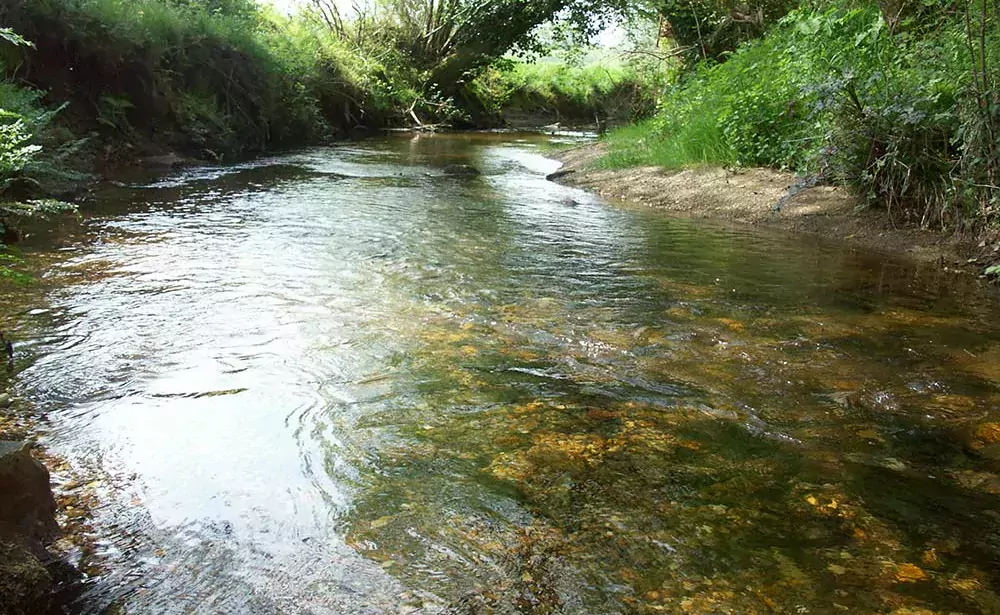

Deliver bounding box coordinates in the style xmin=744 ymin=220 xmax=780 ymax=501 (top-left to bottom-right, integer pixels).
xmin=141 ymin=152 xmax=190 ymax=169
xmin=0 ymin=441 xmax=60 ymax=547
xmin=960 ymin=422 xmax=1000 ymax=460
xmin=0 ymin=441 xmax=64 ymax=614
xmin=972 ymin=422 xmax=1000 ymax=447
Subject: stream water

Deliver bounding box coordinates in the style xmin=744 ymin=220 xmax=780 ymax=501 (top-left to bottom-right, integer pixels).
xmin=5 ymin=133 xmax=1000 ymax=614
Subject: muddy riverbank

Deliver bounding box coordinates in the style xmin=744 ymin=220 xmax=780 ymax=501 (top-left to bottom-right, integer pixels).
xmin=551 ymin=142 xmax=1000 ymax=277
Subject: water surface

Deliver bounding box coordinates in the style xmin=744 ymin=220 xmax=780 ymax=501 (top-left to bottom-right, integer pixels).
xmin=6 ymin=133 xmax=1000 ymax=614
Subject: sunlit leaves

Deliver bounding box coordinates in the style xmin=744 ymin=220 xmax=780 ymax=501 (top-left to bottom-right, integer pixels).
xmin=0 ymin=27 xmax=34 ymax=48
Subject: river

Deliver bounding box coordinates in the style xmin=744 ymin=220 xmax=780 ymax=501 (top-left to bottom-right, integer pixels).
xmin=5 ymin=133 xmax=1000 ymax=614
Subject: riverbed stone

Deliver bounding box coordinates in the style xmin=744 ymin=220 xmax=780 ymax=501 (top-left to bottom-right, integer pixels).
xmin=0 ymin=441 xmax=59 ymax=546
xmin=962 ymin=422 xmax=1000 ymax=460
xmin=0 ymin=441 xmax=62 ymax=615
xmin=441 ymin=163 xmax=481 ymax=176
xmin=0 ymin=177 xmax=47 ymax=201
xmin=545 ymin=169 xmax=575 ymax=182
xmin=972 ymin=422 xmax=1000 ymax=447
xmin=141 ymin=152 xmax=191 ymax=169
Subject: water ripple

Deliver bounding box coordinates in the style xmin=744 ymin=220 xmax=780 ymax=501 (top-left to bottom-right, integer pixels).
xmin=9 ymin=133 xmax=1000 ymax=614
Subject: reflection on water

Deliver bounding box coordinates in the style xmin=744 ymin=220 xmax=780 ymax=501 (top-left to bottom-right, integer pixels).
xmin=5 ymin=132 xmax=1000 ymax=614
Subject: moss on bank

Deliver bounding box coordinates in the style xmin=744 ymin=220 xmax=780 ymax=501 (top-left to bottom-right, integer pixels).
xmin=0 ymin=541 xmax=52 ymax=615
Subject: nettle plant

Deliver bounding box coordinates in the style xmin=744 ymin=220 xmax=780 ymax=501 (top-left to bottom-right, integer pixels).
xmin=0 ymin=28 xmax=40 ymax=184
xmin=0 ymin=112 xmax=40 ymax=180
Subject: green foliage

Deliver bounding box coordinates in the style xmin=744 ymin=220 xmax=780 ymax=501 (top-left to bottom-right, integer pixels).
xmin=605 ymin=111 xmax=732 ymax=167
xmin=470 ymin=51 xmax=670 ymax=124
xmin=602 ymin=8 xmax=857 ymax=169
xmin=954 ymin=0 xmax=1000 ymax=224
xmin=0 ymin=0 xmax=667 ymax=143
xmin=0 ymin=27 xmax=83 ymax=282
xmin=96 ymin=95 xmax=135 ymax=134
xmin=0 ymin=112 xmax=41 ymax=180
xmin=0 ymin=251 xmax=31 ymax=284
xmin=0 ymin=81 xmax=44 ymax=119
xmin=0 ymin=74 xmax=87 ymax=191
xmin=306 ymin=0 xmax=648 ymax=116
xmin=168 ymin=0 xmax=259 ymax=19
xmin=0 ymin=0 xmax=368 ymax=155
xmin=0 ymin=27 xmax=34 ymax=49
xmin=309 ymin=0 xmax=566 ymax=98
xmin=654 ymin=0 xmax=800 ymax=62
xmin=810 ymin=0 xmax=999 ymax=226
xmin=0 ymin=199 xmax=77 ymax=219
xmin=605 ymin=0 xmax=1000 ymax=228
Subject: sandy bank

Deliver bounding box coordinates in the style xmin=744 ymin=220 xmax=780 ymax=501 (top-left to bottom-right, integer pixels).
xmin=551 ymin=142 xmax=999 ymax=275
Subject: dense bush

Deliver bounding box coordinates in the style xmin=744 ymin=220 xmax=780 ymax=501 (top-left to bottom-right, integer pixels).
xmin=0 ymin=0 xmax=368 ymax=156
xmin=656 ymin=0 xmax=800 ymax=62
xmin=604 ymin=0 xmax=1000 ymax=228
xmin=604 ymin=3 xmax=884 ymax=168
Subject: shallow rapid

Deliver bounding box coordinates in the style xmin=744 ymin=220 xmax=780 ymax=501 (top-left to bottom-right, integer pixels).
xmin=7 ymin=133 xmax=1000 ymax=614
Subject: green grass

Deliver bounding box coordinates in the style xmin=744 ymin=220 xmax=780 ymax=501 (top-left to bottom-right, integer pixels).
xmin=598 ymin=4 xmax=874 ymax=170
xmin=500 ymin=61 xmax=628 ymax=105
xmin=602 ymin=0 xmax=999 ymax=228
xmin=602 ymin=115 xmax=735 ymax=169
xmin=470 ymin=53 xmax=670 ymax=124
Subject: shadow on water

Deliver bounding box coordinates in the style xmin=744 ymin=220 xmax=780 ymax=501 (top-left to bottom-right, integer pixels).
xmin=3 ymin=132 xmax=1000 ymax=614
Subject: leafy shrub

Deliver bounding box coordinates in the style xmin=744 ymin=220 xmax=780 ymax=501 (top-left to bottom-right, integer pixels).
xmin=470 ymin=52 xmax=670 ymax=125
xmin=0 ymin=0 xmax=366 ymax=155
xmin=0 ymin=27 xmax=33 ymax=49
xmin=815 ymin=1 xmax=997 ymax=226
xmin=0 ymin=112 xmax=40 ymax=181
xmin=826 ymin=72 xmax=960 ymax=223
xmin=721 ymin=86 xmax=804 ymax=167
xmin=605 ymin=0 xmax=1000 ymax=229
xmin=605 ymin=3 xmax=888 ymax=170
